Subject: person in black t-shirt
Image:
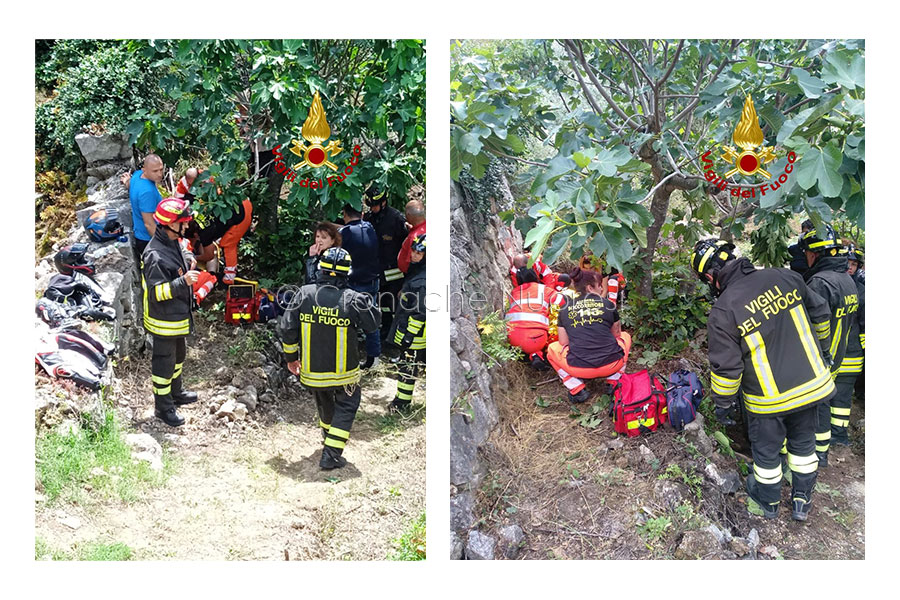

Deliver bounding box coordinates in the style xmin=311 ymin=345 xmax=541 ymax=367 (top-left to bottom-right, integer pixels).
xmin=546 ymin=268 xmax=632 ymax=403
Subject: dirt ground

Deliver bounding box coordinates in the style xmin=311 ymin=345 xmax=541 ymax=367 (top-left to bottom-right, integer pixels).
xmin=35 ymin=294 xmax=426 ymax=561
xmin=475 ymin=360 xmax=865 ymax=560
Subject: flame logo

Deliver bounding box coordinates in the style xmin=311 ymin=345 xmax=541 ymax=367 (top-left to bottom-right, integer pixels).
xmin=301 ymin=91 xmax=331 ymax=144
xmin=732 ymin=95 xmax=764 ymax=151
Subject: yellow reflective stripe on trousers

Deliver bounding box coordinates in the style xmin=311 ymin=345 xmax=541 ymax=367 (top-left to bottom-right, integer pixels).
xmin=152 ymin=374 xmax=171 ymax=385
xmin=711 ymin=372 xmax=741 ymax=395
xmin=816 ymin=430 xmax=831 ymax=452
xmin=328 ymin=427 xmax=351 ymax=440
xmin=787 ymin=453 xmax=818 ymax=474
xmin=790 ymin=305 xmax=827 ymax=377
xmin=743 ymin=370 xmax=835 ymax=415
xmin=319 ymin=420 xmax=330 ymax=430
xmin=323 ymin=437 xmax=346 ymax=449
xmin=746 ymin=332 xmax=779 ymax=398
xmin=753 ymin=463 xmax=782 ymax=485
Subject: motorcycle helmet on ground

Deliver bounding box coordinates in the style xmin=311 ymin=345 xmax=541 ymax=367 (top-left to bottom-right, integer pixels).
xmin=54 ymin=243 xmax=95 ymax=277
xmin=83 ymin=207 xmax=124 ymax=243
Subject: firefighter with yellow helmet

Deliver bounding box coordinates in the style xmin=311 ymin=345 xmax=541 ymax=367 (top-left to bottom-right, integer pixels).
xmin=691 ymin=239 xmax=835 ymax=521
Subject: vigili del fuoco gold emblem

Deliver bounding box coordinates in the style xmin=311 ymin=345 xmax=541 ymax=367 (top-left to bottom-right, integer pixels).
xmin=289 ymin=91 xmax=344 ymax=172
xmin=720 ymin=95 xmax=778 ymax=179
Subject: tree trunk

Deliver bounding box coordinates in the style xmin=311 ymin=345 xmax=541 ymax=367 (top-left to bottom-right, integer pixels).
xmin=638 ymin=186 xmax=673 ymax=298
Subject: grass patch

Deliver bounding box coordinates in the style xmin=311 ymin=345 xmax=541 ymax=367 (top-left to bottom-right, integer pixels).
xmin=658 ymin=463 xmax=704 ymax=500
xmin=36 ymin=537 xmax=133 ymax=561
xmin=35 ymin=410 xmax=170 ymax=505
xmin=388 ymin=512 xmax=426 ymax=561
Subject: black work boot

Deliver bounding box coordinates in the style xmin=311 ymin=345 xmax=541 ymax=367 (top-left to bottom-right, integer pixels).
xmin=171 ymin=377 xmax=198 ymax=406
xmin=319 ymin=446 xmax=347 ymax=470
xmin=569 ymin=388 xmax=591 ymax=404
xmin=745 ymin=477 xmax=778 ymax=519
xmin=791 ymin=492 xmax=812 ymax=522
xmin=816 ymin=450 xmax=829 ymax=467
xmin=389 ymin=399 xmax=412 ymax=414
xmin=154 ymin=396 xmax=185 ymax=428
xmin=530 ymin=355 xmax=550 ymax=371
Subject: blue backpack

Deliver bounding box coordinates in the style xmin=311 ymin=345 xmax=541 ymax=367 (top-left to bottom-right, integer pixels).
xmin=666 ymin=370 xmax=705 ymax=431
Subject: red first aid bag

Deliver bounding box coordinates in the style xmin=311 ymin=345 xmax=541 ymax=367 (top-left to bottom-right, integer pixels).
xmin=611 ymin=370 xmax=669 ymax=437
xmin=225 ymin=280 xmax=259 ymax=324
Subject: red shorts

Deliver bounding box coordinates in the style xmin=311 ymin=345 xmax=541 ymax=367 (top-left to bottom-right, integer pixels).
xmin=547 ymin=331 xmax=632 ymax=379
xmin=508 ymin=324 xmax=549 ymax=356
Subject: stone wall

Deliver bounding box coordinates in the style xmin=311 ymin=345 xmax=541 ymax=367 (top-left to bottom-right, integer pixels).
xmin=449 ymin=176 xmax=522 ymax=559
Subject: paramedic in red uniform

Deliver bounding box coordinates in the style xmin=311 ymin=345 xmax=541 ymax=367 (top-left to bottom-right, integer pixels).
xmin=505 ymin=268 xmax=565 ymax=370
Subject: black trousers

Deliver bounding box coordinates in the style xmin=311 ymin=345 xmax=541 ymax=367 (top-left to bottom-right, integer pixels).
xmin=378 ymin=278 xmax=405 ymax=342
xmin=314 ymin=385 xmax=362 ymax=456
xmin=151 ymin=335 xmax=186 ymax=411
xmin=748 ymin=405 xmax=818 ymax=505
xmin=394 ymin=349 xmax=426 ymax=405
xmin=832 ymin=374 xmax=857 ymax=444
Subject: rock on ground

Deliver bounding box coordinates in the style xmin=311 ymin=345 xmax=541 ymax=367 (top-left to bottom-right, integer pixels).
xmin=674 ymin=529 xmax=723 ymax=560
xmin=450 ymin=531 xmax=464 ymax=560
xmin=125 ymin=433 xmax=163 ymax=471
xmin=466 ymin=530 xmax=496 ymax=560
xmin=497 ymin=524 xmax=525 ymax=559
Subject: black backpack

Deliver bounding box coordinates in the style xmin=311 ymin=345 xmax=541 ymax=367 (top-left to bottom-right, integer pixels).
xmin=666 ymin=370 xmax=705 ymax=431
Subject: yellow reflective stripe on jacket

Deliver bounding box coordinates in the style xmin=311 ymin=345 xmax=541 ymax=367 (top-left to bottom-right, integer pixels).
xmin=710 ymin=372 xmax=741 ymax=395
xmin=384 ymin=268 xmax=405 ymax=282
xmin=155 ymin=282 xmax=173 ymax=302
xmin=813 ymin=320 xmax=830 ymax=340
xmin=142 ymin=276 xmax=189 ymax=336
xmin=859 ymin=333 xmax=865 ymax=349
xmin=829 ymin=318 xmax=843 ymax=360
xmin=299 ymin=368 xmax=360 ymax=388
xmin=301 ymin=322 xmax=311 ymax=374
xmin=282 ymin=342 xmax=299 ymax=354
xmin=407 ymin=317 xmax=425 ymax=333
xmin=837 ymin=356 xmax=864 ymax=375
xmin=746 ymin=332 xmax=779 ymax=398
xmin=790 ymin=305 xmax=827 ymax=377
xmin=336 ymin=327 xmax=347 ymax=373
xmin=743 ymin=369 xmax=835 ymax=415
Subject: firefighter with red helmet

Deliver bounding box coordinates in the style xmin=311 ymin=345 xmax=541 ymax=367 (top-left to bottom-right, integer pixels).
xmin=141 ymin=198 xmax=201 ymax=427
xmin=505 ymin=267 xmax=565 ymax=370
xmin=691 ymin=238 xmax=834 ymax=521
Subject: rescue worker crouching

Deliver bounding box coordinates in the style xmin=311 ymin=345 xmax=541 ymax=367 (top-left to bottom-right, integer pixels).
xmin=691 ymin=239 xmax=835 ymax=521
xmin=799 ymin=224 xmax=858 ymax=466
xmin=546 ymin=269 xmax=632 ymax=404
xmin=142 ymin=198 xmax=202 ymax=427
xmin=383 ymin=234 xmax=427 ymax=413
xmin=279 ymin=248 xmax=380 ymax=470
xmin=505 ymin=267 xmax=565 ymax=371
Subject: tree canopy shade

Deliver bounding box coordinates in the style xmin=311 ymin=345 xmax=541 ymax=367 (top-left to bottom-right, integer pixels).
xmin=127 ymin=39 xmax=426 ymax=226
xmin=450 ymin=39 xmax=864 ymax=295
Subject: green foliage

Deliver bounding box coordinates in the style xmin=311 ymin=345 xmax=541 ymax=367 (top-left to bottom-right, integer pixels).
xmin=621 ymin=250 xmax=710 ymax=351
xmin=570 ymin=399 xmax=606 ymax=429
xmin=35 ymin=409 xmax=169 ymax=505
xmin=637 ymin=516 xmax=672 ymax=542
xmin=34 ymin=163 xmax=85 ymax=257
xmin=451 ymin=39 xmax=865 ymax=292
xmin=713 ymin=430 xmax=735 ymax=458
xmin=35 ymin=42 xmax=161 ymax=174
xmin=659 ymin=463 xmax=704 ymax=500
xmin=35 ymin=538 xmax=134 ymax=561
xmin=458 ymin=158 xmax=515 ymax=234
xmin=477 ymin=312 xmax=523 ymax=366
xmin=749 ymin=211 xmax=793 ymax=267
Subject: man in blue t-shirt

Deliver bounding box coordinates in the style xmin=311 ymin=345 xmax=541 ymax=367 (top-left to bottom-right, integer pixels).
xmin=130 ymin=154 xmax=165 ymax=257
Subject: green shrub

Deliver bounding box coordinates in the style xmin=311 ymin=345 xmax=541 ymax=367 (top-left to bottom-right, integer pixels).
xmin=388 ymin=512 xmax=426 ymax=560
xmin=622 ymin=250 xmax=709 ymax=355
xmin=35 ymin=42 xmax=161 ymax=174
xmin=477 ymin=311 xmax=523 ymax=366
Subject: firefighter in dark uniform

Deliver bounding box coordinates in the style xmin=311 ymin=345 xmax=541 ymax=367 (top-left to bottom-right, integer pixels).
xmin=847 ymin=244 xmax=866 ymax=403
xmin=799 ymin=224 xmax=859 ymax=466
xmin=691 ymin=239 xmax=835 ymax=521
xmin=384 ymin=233 xmax=426 ymax=413
xmin=363 ymin=184 xmax=408 ymax=341
xmin=831 ymin=243 xmax=865 ymax=451
xmin=142 ymin=198 xmax=201 ymax=427
xmin=280 ymin=248 xmax=380 ymax=469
